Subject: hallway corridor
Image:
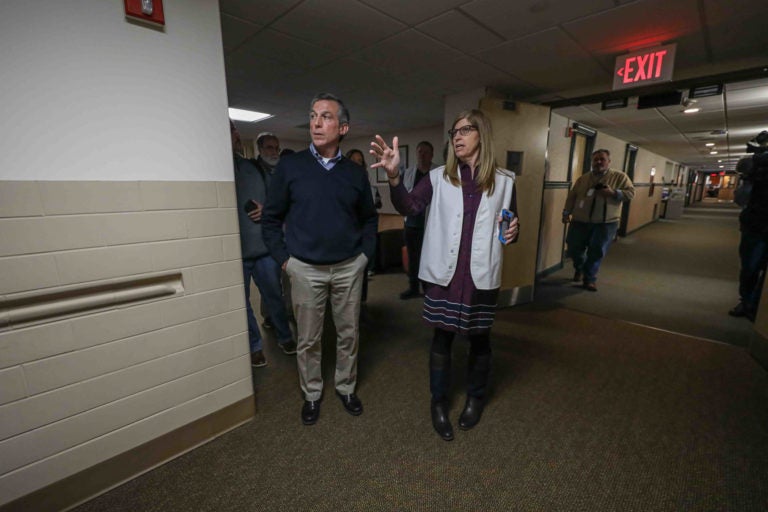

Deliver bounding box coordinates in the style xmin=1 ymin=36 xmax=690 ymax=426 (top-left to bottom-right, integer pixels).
xmin=536 ymin=202 xmax=753 ymax=346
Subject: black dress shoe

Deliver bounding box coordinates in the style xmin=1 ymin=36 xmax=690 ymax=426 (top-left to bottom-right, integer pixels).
xmin=458 ymin=396 xmax=484 ymax=430
xmin=336 ymin=392 xmax=363 ymax=416
xmin=301 ymin=400 xmax=321 ymax=425
xmin=430 ymin=400 xmax=454 ymax=441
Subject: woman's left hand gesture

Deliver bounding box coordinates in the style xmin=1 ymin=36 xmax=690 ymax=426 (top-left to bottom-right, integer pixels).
xmin=370 ymin=135 xmax=401 ymax=182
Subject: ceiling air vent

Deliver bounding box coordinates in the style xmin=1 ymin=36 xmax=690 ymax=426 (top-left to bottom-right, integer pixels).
xmin=710 ymin=129 xmax=728 ymax=135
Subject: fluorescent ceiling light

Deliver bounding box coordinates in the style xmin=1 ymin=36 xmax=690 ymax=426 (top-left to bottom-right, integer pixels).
xmin=683 ymin=107 xmax=700 ymax=114
xmin=705 ymin=143 xmax=715 ymax=147
xmin=228 ymin=108 xmax=273 ymax=122
xmin=710 ymin=150 xmax=718 ymax=154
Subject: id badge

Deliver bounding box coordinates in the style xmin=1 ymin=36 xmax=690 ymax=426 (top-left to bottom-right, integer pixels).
xmin=587 ymin=188 xmax=595 ymax=197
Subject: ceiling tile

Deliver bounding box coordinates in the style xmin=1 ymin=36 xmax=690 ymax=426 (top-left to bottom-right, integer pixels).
xmin=234 ymin=29 xmax=338 ymax=68
xmin=563 ymin=0 xmax=700 ymax=55
xmin=225 ymin=53 xmax=297 ymax=83
xmin=220 ymin=14 xmax=263 ymax=53
xmin=416 ymin=11 xmax=505 ymax=54
xmin=705 ymin=0 xmax=768 ymax=62
xmin=392 ymin=56 xmax=532 ymax=98
xmin=288 ymin=59 xmax=392 ymax=98
xmin=359 ymin=0 xmax=467 ymax=25
xmin=462 ymin=0 xmax=615 ymax=40
xmin=219 ymin=0 xmax=302 ymax=25
xmin=476 ymin=28 xmax=611 ymax=91
xmin=271 ymin=0 xmax=406 ymax=52
xmin=351 ymin=30 xmax=464 ymax=77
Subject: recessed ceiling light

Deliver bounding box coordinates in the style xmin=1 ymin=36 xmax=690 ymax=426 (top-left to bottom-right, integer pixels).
xmin=683 ymin=107 xmax=701 ymax=114
xmin=228 ymin=108 xmax=273 ymax=122
xmin=705 ymin=143 xmax=715 ymax=147
xmin=719 ymin=165 xmax=724 ymax=168
xmin=718 ymin=160 xmax=723 ymax=162
xmin=710 ymin=150 xmax=718 ymax=154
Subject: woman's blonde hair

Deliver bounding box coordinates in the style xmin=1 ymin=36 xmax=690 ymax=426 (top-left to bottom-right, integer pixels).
xmin=444 ymin=109 xmax=498 ymax=195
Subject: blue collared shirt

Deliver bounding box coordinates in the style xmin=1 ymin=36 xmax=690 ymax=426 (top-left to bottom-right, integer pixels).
xmin=309 ymin=143 xmax=342 ymax=170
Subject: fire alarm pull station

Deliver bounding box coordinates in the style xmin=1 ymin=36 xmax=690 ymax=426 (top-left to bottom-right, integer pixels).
xmin=124 ymin=0 xmax=165 ymax=26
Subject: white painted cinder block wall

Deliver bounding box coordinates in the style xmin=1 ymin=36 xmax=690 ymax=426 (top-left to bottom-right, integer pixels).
xmin=0 ymin=1 xmax=252 ymax=506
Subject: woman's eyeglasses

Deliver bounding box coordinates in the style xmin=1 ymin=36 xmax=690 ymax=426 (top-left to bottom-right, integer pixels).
xmin=448 ymin=125 xmax=478 ymax=137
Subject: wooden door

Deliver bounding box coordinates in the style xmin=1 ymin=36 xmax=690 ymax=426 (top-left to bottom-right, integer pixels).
xmin=479 ymin=98 xmax=550 ymax=306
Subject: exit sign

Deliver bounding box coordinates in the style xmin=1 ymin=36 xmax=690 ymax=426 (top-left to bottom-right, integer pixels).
xmin=613 ymin=44 xmax=676 ymax=91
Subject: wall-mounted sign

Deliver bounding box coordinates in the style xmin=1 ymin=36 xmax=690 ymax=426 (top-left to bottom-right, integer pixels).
xmin=613 ymin=44 xmax=676 ymax=91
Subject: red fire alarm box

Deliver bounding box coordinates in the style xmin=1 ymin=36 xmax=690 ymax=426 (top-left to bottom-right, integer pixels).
xmin=125 ymin=0 xmax=165 ymax=26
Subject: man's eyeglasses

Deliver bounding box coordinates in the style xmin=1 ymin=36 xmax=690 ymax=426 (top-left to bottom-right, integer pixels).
xmin=448 ymin=125 xmax=478 ymax=137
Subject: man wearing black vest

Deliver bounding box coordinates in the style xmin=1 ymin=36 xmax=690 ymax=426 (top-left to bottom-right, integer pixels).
xmin=263 ymin=93 xmax=377 ymax=425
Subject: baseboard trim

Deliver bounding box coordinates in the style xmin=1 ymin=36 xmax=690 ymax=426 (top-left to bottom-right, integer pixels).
xmin=1 ymin=395 xmax=256 ymax=512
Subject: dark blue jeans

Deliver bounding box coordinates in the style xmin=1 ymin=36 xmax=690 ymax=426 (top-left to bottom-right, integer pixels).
xmin=566 ymin=221 xmax=619 ymax=284
xmin=243 ymin=255 xmax=292 ymax=352
xmin=738 ymin=230 xmax=768 ymax=312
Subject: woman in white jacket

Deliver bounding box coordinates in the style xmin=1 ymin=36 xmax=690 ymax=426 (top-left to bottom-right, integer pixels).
xmin=370 ymin=109 xmax=519 ymax=441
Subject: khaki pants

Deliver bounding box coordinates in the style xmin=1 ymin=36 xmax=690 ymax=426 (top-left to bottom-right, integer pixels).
xmin=285 ymin=253 xmax=367 ymax=401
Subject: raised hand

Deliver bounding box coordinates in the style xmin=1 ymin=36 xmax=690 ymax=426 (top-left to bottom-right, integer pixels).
xmin=369 ymin=135 xmax=400 ymax=179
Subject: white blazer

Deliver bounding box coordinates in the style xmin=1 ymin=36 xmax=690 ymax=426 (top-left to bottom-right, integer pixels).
xmin=419 ymin=166 xmax=515 ymax=290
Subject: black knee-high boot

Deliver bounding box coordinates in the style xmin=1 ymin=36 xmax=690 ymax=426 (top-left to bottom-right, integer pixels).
xmin=458 ymin=352 xmax=491 ymax=430
xmin=429 ymin=351 xmax=454 ymax=441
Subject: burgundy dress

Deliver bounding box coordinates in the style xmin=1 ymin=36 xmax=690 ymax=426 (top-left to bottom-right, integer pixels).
xmin=391 ymin=164 xmax=515 ymax=335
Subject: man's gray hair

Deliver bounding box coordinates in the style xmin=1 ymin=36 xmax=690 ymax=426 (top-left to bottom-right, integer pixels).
xmin=310 ymin=92 xmax=350 ymax=125
xmin=592 ymin=148 xmax=611 ymax=157
xmin=256 ymin=132 xmax=278 ymax=148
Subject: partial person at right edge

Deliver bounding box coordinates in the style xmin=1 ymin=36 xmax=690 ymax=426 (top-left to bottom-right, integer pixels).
xmin=562 ymin=149 xmax=635 ymax=292
xmin=371 ymin=109 xmax=520 ymax=442
xmin=399 ymin=141 xmax=437 ymax=300
xmin=730 ymin=131 xmax=768 ymax=321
